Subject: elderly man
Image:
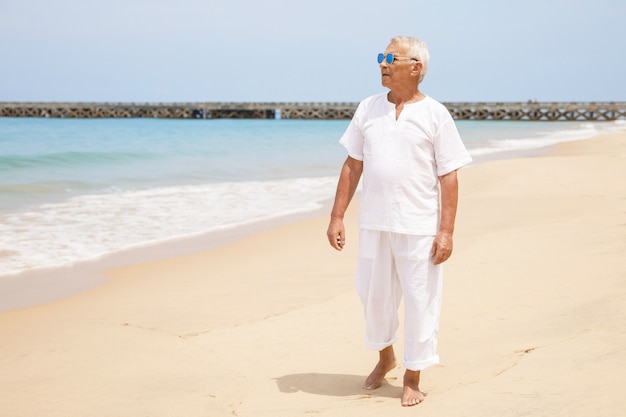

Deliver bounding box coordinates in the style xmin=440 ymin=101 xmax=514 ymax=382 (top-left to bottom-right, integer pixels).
xmin=327 ymin=36 xmax=472 ymax=407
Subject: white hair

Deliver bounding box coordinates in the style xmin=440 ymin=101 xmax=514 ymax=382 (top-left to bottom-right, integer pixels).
xmin=390 ymin=36 xmax=430 ymax=83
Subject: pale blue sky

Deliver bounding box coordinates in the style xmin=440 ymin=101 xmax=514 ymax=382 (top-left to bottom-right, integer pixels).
xmin=1 ymin=0 xmax=625 ymax=103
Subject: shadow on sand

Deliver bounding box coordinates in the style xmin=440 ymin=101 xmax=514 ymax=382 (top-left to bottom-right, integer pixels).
xmin=274 ymin=373 xmax=401 ymax=399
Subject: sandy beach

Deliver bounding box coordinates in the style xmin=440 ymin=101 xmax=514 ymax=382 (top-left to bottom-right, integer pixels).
xmin=1 ymin=132 xmax=625 ymax=416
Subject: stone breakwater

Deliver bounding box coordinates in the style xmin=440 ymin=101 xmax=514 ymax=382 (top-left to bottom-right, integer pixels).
xmin=1 ymin=101 xmax=625 ymax=120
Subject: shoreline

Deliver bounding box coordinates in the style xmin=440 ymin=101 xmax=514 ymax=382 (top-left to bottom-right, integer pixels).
xmin=0 ymin=141 xmax=570 ymax=313
xmin=0 ymin=127 xmax=623 ymax=313
xmin=1 ymin=119 xmax=624 ymax=307
xmin=0 ymin=200 xmax=335 ymax=312
xmin=1 ymin=131 xmax=624 ymax=416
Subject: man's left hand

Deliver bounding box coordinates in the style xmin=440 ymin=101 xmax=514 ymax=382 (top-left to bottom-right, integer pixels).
xmin=430 ymin=231 xmax=453 ymax=265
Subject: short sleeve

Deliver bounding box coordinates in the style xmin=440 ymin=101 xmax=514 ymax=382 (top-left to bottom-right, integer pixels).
xmin=433 ymin=117 xmax=473 ymax=176
xmin=339 ymin=105 xmax=365 ymax=161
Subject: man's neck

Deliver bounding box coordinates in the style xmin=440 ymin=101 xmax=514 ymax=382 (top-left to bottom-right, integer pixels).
xmin=387 ymin=89 xmax=425 ymax=106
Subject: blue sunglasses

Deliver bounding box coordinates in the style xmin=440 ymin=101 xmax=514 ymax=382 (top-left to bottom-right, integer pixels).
xmin=377 ymin=53 xmax=418 ymax=64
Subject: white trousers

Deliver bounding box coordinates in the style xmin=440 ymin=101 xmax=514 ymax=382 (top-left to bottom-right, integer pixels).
xmin=355 ymin=229 xmax=443 ymax=371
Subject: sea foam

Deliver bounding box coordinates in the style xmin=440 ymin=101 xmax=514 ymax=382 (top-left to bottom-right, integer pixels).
xmin=0 ymin=176 xmax=338 ymax=277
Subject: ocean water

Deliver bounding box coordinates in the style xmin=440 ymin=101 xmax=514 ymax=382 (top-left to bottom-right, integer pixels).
xmin=1 ymin=117 xmax=624 ymax=279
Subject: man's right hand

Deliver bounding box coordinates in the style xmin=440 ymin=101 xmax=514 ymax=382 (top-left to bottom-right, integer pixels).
xmin=327 ymin=218 xmax=346 ymax=251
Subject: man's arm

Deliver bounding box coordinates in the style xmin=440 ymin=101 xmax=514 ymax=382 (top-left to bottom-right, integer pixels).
xmin=431 ymin=169 xmax=459 ymax=264
xmin=327 ymin=156 xmax=363 ymax=251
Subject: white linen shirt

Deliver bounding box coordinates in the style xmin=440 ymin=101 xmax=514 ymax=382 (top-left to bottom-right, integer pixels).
xmin=339 ymin=93 xmax=472 ymax=235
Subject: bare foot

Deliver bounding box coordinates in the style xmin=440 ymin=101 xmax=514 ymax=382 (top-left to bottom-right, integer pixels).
xmin=402 ymin=370 xmax=425 ymax=406
xmin=363 ymin=346 xmax=396 ymax=390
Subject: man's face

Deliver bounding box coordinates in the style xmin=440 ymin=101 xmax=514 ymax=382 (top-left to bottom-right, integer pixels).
xmin=380 ymin=41 xmax=419 ymax=89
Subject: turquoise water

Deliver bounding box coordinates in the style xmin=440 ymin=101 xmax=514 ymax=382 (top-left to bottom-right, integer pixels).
xmin=0 ymin=117 xmax=624 ymax=277
xmin=0 ymin=118 xmax=349 ymax=212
